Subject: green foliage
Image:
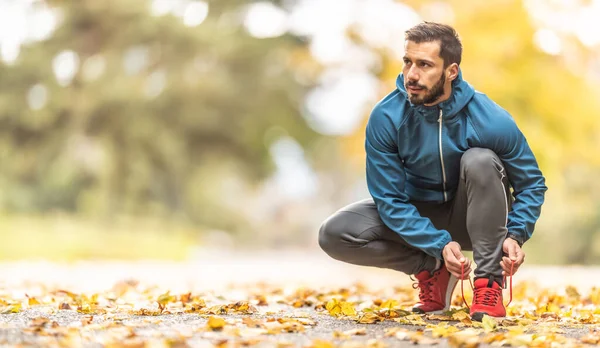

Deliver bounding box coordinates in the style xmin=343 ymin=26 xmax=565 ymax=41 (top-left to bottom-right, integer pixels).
xmin=0 ymin=0 xmax=321 ymax=231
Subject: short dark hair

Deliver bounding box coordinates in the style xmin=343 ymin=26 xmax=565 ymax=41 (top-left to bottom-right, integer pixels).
xmin=405 ymin=22 xmax=462 ymax=67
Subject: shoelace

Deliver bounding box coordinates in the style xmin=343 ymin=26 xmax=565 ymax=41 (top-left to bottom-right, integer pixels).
xmin=412 ymin=274 xmax=437 ymax=304
xmin=413 ymin=279 xmax=433 ymax=302
xmin=460 ymin=260 xmax=514 ymax=310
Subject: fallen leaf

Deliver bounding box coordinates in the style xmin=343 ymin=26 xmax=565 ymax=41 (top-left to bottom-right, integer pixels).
xmin=448 ymin=329 xmax=481 ymax=348
xmin=482 ymin=315 xmax=497 ymax=332
xmin=81 ymin=315 xmax=93 ymax=326
xmin=341 ymin=302 xmax=357 ymax=316
xmin=394 ymin=314 xmax=427 ymax=326
xmin=0 ymin=303 xmax=21 ymax=314
xmin=242 ymin=317 xmax=263 ymax=328
xmin=206 ymin=316 xmax=226 ymax=331
xmin=430 ymin=323 xmax=460 ymax=337
xmin=343 ymin=328 xmax=367 ymax=336
xmin=452 ymin=310 xmax=472 ymax=325
xmin=27 ymin=296 xmax=41 ymax=306
xmin=581 ymin=330 xmax=600 ymax=344
xmin=427 ymin=314 xmax=454 ymax=321
xmin=308 ymin=339 xmax=335 ymax=348
xmin=356 ymin=312 xmax=383 ymax=324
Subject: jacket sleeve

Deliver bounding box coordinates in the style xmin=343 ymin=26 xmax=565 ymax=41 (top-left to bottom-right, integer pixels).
xmin=365 ymin=105 xmax=452 ymax=259
xmin=482 ymin=111 xmax=547 ymax=245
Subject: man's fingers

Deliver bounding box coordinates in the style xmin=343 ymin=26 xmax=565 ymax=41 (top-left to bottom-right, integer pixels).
xmin=500 ymin=257 xmax=521 ymax=276
xmin=508 ymin=244 xmax=519 ymax=261
xmin=516 ymin=249 xmax=525 ymax=264
xmin=444 ymin=249 xmax=460 ymax=265
xmin=446 ymin=263 xmax=464 ymax=275
xmin=447 ymin=262 xmax=471 ymax=279
xmin=451 ymin=248 xmax=466 ymax=263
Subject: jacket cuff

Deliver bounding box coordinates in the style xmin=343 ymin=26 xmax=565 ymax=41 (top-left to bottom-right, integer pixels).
xmin=507 ymin=233 xmax=524 ymax=247
xmin=436 ymin=232 xmax=453 ymax=259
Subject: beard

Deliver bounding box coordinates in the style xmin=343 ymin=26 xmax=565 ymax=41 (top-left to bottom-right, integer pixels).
xmin=405 ymin=72 xmax=446 ymax=105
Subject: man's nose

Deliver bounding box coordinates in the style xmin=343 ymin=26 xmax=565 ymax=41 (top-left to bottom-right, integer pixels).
xmin=407 ymin=65 xmax=419 ymax=80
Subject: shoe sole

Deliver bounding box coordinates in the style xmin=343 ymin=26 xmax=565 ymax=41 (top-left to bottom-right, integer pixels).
xmin=412 ymin=274 xmax=459 ymax=315
xmin=471 ymin=312 xmax=506 ymax=322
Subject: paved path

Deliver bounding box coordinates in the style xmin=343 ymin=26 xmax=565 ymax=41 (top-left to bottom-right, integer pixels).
xmin=0 ymin=250 xmax=598 ymax=347
xmin=1 ymin=250 xmax=598 ymax=293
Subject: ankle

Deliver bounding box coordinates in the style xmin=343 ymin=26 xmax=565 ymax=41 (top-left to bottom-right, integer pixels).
xmin=475 ymin=276 xmax=503 ymax=288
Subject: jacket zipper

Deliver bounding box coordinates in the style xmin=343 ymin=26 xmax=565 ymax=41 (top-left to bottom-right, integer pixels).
xmin=438 ymin=109 xmax=448 ymax=202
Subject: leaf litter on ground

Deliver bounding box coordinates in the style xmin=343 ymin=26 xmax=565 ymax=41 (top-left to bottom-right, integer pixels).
xmin=0 ymin=279 xmax=599 ymax=347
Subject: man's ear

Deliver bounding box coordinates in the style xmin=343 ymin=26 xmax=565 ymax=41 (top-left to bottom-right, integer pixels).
xmin=446 ymin=63 xmax=459 ymax=82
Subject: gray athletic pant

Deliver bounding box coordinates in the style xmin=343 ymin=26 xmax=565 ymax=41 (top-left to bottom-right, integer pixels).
xmin=318 ymin=148 xmax=511 ymax=280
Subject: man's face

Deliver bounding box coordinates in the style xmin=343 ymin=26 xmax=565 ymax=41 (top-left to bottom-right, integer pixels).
xmin=402 ymin=40 xmax=448 ymax=106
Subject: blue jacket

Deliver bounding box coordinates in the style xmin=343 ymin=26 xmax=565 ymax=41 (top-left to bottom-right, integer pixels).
xmin=365 ymin=71 xmax=547 ymax=260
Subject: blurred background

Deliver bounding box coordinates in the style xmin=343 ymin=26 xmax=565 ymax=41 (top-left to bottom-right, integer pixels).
xmin=0 ymin=0 xmax=599 ymax=265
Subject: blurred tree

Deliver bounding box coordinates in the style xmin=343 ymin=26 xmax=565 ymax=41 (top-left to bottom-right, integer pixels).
xmin=0 ymin=0 xmax=322 ymax=232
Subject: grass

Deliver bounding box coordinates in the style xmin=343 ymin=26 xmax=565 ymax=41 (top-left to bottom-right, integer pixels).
xmin=0 ymin=214 xmax=200 ymax=261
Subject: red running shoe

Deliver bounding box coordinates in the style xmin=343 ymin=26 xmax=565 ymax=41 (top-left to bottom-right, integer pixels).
xmin=460 ymin=261 xmax=515 ymax=322
xmin=470 ymin=277 xmax=506 ymax=321
xmin=412 ymin=264 xmax=458 ymax=314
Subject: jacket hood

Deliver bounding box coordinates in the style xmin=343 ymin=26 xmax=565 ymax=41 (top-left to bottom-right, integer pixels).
xmin=396 ymin=69 xmax=475 ymax=122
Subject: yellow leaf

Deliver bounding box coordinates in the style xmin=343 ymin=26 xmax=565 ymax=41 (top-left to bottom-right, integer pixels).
xmin=356 ymin=312 xmax=383 ymax=324
xmin=207 ymin=316 xmax=226 ymax=331
xmin=379 ymin=299 xmax=398 ymax=310
xmin=430 ymin=323 xmax=459 ymax=338
xmin=341 ymin=302 xmax=357 ymax=316
xmin=483 ymin=333 xmax=507 ymax=344
xmin=579 ymin=312 xmax=597 ymax=324
xmin=1 ymin=304 xmax=21 ymax=314
xmin=325 ymin=299 xmax=341 ymax=317
xmin=157 ymin=291 xmax=176 ymax=306
xmin=581 ymin=332 xmax=600 ymax=344
xmin=233 ymin=301 xmax=249 ymax=312
xmin=309 ymin=339 xmax=335 ymax=348
xmin=242 ymin=317 xmax=262 ymax=328
xmin=27 ymin=297 xmax=40 ymax=306
xmin=394 ymin=314 xmax=427 ymax=326
xmin=410 ymin=331 xmax=439 ymax=345
xmin=332 ymin=330 xmax=348 ymax=339
xmin=427 ymin=314 xmax=454 ymax=321
xmin=482 ymin=315 xmax=497 ymax=332
xmin=507 ymin=326 xmax=526 ymax=336
xmin=280 ymin=321 xmax=305 ymax=333
xmin=452 ymin=310 xmax=472 ymax=325
xmin=565 ymin=285 xmax=580 ymax=300
xmin=293 ymin=317 xmax=316 ymax=326
xmin=447 ymin=329 xmax=481 ymax=348
xmin=77 ymin=302 xmax=93 ymax=314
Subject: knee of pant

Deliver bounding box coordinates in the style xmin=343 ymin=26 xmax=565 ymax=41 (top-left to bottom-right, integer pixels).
xmin=461 ymin=148 xmax=502 ymax=181
xmin=318 ymin=214 xmax=346 ymax=257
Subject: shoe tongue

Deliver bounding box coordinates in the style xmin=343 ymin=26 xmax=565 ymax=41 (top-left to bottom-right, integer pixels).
xmin=474 ymin=278 xmax=502 ymax=289
xmin=414 ymin=270 xmax=433 ymax=281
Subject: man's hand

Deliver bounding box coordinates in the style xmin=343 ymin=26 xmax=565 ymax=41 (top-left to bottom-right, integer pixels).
xmin=442 ymin=241 xmax=471 ymax=279
xmin=501 ymin=238 xmax=525 ymax=276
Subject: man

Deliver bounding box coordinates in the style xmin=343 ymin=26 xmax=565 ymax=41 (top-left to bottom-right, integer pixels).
xmin=318 ymin=22 xmax=547 ymax=321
